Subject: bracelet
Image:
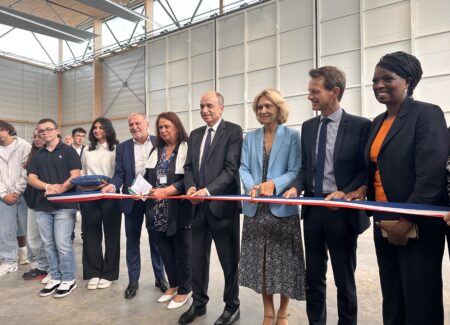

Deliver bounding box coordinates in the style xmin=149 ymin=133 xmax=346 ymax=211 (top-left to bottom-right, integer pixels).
xmin=45 ymin=184 xmax=49 ymax=191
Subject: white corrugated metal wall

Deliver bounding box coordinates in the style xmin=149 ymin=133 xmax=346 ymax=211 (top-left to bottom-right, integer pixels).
xmin=0 ymin=57 xmax=57 ymax=142
xmin=146 ymin=0 xmax=450 ymax=133
xmin=61 ymin=64 xmax=93 ymax=139
xmin=102 ymin=47 xmax=146 ymax=141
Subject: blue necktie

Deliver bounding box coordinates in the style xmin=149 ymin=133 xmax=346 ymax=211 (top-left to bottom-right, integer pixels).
xmin=314 ymin=118 xmax=330 ymax=197
xmin=199 ymin=128 xmax=213 ymax=188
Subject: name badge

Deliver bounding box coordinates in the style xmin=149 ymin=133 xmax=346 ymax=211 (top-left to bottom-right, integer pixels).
xmin=158 ymin=173 xmax=167 ymax=185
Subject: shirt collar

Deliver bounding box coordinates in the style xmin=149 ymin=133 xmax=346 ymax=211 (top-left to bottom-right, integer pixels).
xmin=320 ymin=107 xmax=343 ymax=123
xmin=207 ymin=118 xmax=222 ymax=132
xmin=44 ymin=139 xmax=63 ymax=151
xmin=132 ymin=135 xmax=151 ymax=145
xmin=97 ymin=142 xmax=108 ymax=150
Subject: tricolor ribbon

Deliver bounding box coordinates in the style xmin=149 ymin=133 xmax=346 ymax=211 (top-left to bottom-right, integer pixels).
xmin=47 ymin=192 xmax=450 ymax=218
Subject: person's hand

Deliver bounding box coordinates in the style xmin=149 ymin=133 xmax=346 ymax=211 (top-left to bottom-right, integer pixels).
xmin=186 ymin=187 xmax=196 ymax=196
xmin=149 ymin=188 xmax=169 ymax=201
xmin=187 ymin=188 xmax=208 ymax=204
xmin=2 ymin=193 xmax=18 ymax=205
xmin=376 ymin=218 xmax=413 ymax=246
xmin=324 ymin=191 xmax=346 ymax=210
xmin=343 ymin=185 xmax=367 ymax=201
xmin=282 ymin=187 xmax=298 ymax=198
xmin=443 ymin=212 xmax=450 ymax=226
xmin=325 ymin=191 xmax=345 ymax=200
xmin=97 ymin=179 xmax=109 ymax=189
xmin=258 ymin=181 xmax=275 ymax=196
xmin=44 ymin=184 xmax=63 ymax=196
xmin=101 ymin=184 xmax=116 ymax=193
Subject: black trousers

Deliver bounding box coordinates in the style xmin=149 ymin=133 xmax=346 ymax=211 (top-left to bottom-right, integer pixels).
xmin=304 ymin=206 xmax=358 ymax=325
xmin=80 ymin=199 xmax=122 ymax=281
xmin=374 ymin=212 xmax=445 ymax=325
xmin=191 ymin=204 xmax=240 ymax=312
xmin=155 ymin=228 xmax=192 ymax=294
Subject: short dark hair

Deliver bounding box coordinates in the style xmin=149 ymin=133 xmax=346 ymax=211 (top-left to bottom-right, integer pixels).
xmin=0 ymin=120 xmax=16 ymax=136
xmin=37 ymin=118 xmax=58 ymax=129
xmin=376 ymin=51 xmax=423 ymax=96
xmin=88 ymin=117 xmax=119 ymax=151
xmin=309 ymin=66 xmax=346 ymax=101
xmin=72 ymin=127 xmax=86 ymax=137
xmin=155 ymin=112 xmax=189 ymax=147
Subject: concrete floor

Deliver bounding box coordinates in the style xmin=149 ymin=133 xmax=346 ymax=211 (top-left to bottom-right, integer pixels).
xmin=1 ymin=215 xmax=450 ymax=325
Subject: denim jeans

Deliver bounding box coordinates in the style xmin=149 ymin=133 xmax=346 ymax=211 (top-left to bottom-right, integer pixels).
xmin=36 ymin=209 xmax=76 ymax=281
xmin=27 ymin=208 xmax=49 ymax=271
xmin=16 ymin=196 xmax=28 ymax=237
xmin=0 ymin=198 xmax=24 ymax=263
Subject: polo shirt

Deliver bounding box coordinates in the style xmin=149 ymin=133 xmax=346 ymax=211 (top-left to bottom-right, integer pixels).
xmin=28 ymin=141 xmax=81 ymax=211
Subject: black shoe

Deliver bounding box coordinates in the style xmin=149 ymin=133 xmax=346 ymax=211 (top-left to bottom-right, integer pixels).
xmin=155 ymin=278 xmax=169 ymax=293
xmin=23 ymin=268 xmax=48 ymax=281
xmin=214 ymin=308 xmax=240 ymax=325
xmin=124 ymin=281 xmax=139 ymax=299
xmin=178 ymin=305 xmax=207 ymax=324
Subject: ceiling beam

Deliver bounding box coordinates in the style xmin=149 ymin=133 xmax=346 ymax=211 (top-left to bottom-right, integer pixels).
xmin=0 ymin=5 xmax=96 ymax=43
xmin=75 ymin=0 xmax=148 ymax=22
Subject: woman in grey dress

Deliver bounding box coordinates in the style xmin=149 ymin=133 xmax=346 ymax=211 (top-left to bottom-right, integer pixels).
xmin=239 ymin=88 xmax=306 ymax=325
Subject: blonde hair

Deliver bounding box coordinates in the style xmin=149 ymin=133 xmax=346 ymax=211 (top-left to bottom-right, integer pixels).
xmin=252 ymin=88 xmax=289 ymax=124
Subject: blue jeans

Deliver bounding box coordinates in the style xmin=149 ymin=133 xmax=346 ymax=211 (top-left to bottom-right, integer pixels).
xmin=0 ymin=198 xmax=24 ymax=263
xmin=36 ymin=209 xmax=76 ymax=281
xmin=27 ymin=208 xmax=49 ymax=271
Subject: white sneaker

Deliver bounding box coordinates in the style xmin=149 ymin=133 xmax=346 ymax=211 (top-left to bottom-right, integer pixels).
xmin=53 ymin=280 xmax=77 ymax=298
xmin=97 ymin=279 xmax=112 ymax=289
xmin=41 ymin=274 xmax=52 ymax=284
xmin=18 ymin=247 xmax=30 ymax=265
xmin=0 ymin=262 xmax=18 ymax=276
xmin=87 ymin=277 xmax=100 ymax=290
xmin=39 ymin=279 xmax=61 ymax=297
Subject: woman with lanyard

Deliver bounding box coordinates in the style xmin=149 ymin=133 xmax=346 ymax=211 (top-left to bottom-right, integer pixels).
xmin=145 ymin=112 xmax=192 ymax=309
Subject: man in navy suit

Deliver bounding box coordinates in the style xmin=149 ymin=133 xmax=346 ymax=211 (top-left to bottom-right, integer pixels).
xmin=284 ymin=66 xmax=370 ymax=325
xmin=102 ymin=112 xmax=167 ymax=299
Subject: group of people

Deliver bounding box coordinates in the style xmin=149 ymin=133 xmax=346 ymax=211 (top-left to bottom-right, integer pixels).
xmin=0 ymin=50 xmax=449 ymax=325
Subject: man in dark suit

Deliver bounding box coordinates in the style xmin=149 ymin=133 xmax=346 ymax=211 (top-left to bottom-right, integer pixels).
xmin=178 ymin=91 xmax=242 ymax=325
xmin=102 ymin=113 xmax=167 ymax=299
xmin=284 ymin=66 xmax=370 ymax=325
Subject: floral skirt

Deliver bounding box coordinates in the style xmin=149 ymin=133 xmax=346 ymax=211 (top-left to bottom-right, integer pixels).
xmin=239 ymin=203 xmax=306 ymax=300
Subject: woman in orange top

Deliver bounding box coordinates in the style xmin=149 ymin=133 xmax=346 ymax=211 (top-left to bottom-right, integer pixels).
xmin=348 ymin=52 xmax=448 ymax=325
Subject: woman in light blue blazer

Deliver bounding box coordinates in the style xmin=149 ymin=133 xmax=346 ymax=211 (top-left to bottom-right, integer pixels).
xmin=239 ymin=88 xmax=306 ymax=325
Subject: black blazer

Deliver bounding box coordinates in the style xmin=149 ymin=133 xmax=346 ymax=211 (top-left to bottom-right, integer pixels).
xmin=292 ymin=110 xmax=371 ymax=234
xmin=145 ymin=144 xmax=191 ymax=237
xmin=110 ymin=135 xmax=156 ymax=214
xmin=366 ymin=96 xmax=449 ymax=225
xmin=184 ymin=119 xmax=243 ymax=218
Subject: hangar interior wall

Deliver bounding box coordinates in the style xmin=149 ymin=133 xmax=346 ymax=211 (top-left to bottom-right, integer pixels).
xmin=0 ymin=0 xmax=449 ymax=141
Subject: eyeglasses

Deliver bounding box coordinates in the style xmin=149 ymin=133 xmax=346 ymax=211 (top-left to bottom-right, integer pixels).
xmin=36 ymin=128 xmax=56 ymax=135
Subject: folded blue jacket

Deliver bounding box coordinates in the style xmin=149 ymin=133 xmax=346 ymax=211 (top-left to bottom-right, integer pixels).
xmin=71 ymin=175 xmax=110 ymax=187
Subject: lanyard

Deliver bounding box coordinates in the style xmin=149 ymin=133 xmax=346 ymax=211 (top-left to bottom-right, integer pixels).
xmin=160 ymin=146 xmax=175 ymax=172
